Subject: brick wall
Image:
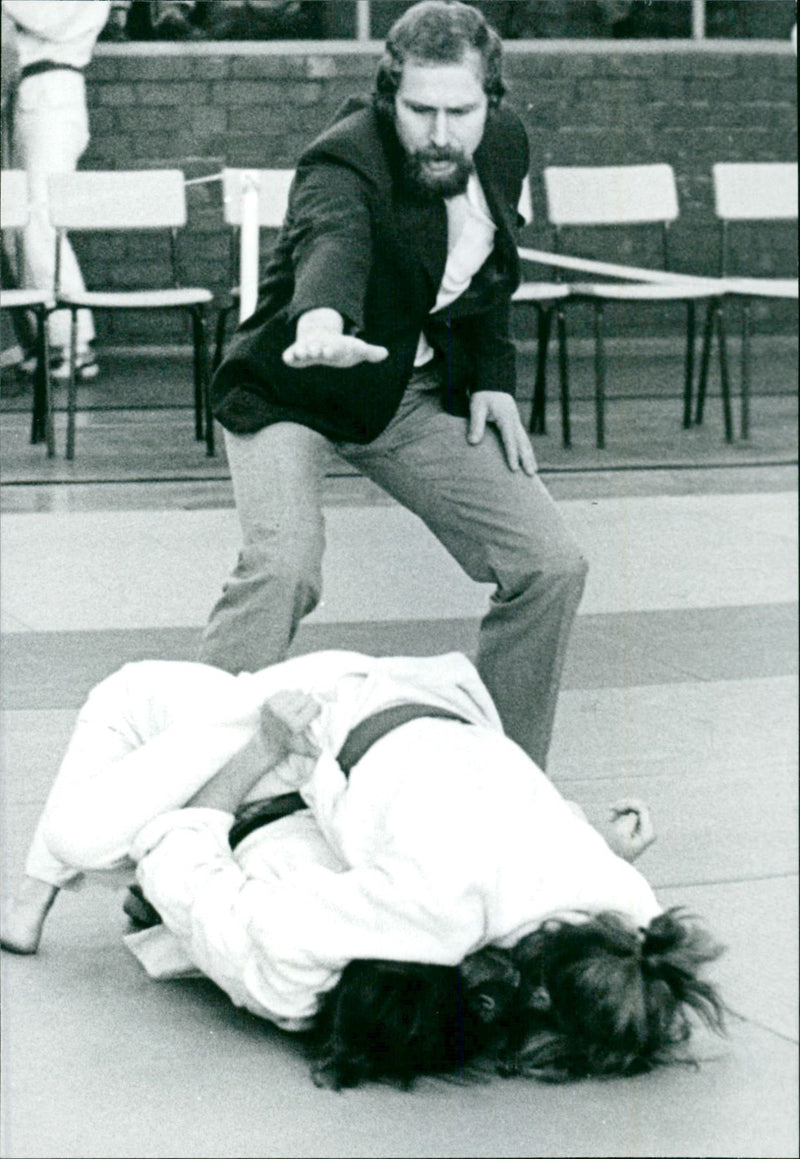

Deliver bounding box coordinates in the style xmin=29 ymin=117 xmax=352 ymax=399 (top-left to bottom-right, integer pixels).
xmin=80 ymin=42 xmax=797 ymax=344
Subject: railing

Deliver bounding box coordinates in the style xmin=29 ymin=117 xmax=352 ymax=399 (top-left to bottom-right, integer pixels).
xmin=104 ymin=1 xmax=797 ymax=45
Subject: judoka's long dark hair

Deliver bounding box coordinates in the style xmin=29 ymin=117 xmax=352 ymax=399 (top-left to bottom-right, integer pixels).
xmin=309 ymin=948 xmax=518 ymax=1091
xmin=307 ymin=910 xmax=726 ymax=1090
xmin=499 ymin=908 xmax=727 ymax=1082
xmin=373 ymin=0 xmax=506 ymax=117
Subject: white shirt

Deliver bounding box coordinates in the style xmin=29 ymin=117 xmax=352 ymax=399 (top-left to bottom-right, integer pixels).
xmin=3 ymin=1 xmax=110 ymax=71
xmin=414 ymin=171 xmax=497 ymax=367
xmin=126 ymin=651 xmax=661 ymax=1030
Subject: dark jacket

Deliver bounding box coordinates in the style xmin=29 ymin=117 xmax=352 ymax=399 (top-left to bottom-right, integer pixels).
xmin=212 ymin=98 xmax=529 ymax=444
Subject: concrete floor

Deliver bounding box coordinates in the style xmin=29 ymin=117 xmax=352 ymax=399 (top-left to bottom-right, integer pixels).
xmin=0 ymin=347 xmax=797 ymax=1158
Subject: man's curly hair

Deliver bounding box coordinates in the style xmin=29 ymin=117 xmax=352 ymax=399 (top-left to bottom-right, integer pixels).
xmin=373 ymin=0 xmax=506 ymax=118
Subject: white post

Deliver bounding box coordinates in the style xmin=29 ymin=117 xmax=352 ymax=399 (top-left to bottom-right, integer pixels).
xmin=692 ymin=0 xmax=706 ymax=41
xmin=356 ymin=0 xmax=370 ymax=42
xmin=238 ymin=170 xmax=261 ymax=324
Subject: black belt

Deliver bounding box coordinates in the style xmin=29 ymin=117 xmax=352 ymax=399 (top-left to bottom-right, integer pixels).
xmin=19 ymin=61 xmax=84 ymax=82
xmin=228 ymin=702 xmax=468 ymax=851
xmin=228 ymin=790 xmax=307 ymax=852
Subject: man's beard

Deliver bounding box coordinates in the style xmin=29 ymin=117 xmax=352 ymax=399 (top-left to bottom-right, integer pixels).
xmin=403 ymin=146 xmax=473 ymax=199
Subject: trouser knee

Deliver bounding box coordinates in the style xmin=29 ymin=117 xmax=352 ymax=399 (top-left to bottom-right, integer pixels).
xmin=203 ymin=529 xmax=324 ymax=673
xmin=233 ymin=533 xmax=323 ymax=613
xmin=552 ymin=547 xmax=589 ymax=591
xmin=500 ymin=542 xmax=588 ymax=605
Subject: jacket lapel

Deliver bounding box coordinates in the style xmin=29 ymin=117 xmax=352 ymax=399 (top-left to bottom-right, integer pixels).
xmin=403 ymin=196 xmax=448 ymax=300
xmin=474 ymin=124 xmax=519 ymax=277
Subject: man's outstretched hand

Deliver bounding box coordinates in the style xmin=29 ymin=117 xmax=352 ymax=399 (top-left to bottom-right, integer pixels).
xmin=283 ymin=333 xmax=389 ymax=369
xmin=283 ymin=308 xmax=387 ymax=369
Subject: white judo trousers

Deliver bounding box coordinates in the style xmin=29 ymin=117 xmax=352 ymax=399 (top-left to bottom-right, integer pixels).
xmin=13 ymin=70 xmax=95 ymax=352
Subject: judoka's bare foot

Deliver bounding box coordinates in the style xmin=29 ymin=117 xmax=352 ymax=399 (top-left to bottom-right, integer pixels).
xmin=1 ymin=877 xmax=59 ymax=954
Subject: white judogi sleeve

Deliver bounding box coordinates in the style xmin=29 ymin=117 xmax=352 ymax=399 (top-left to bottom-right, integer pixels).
xmin=131 ymin=801 xmax=489 ymax=1027
xmin=36 ymin=650 xmax=407 ymax=876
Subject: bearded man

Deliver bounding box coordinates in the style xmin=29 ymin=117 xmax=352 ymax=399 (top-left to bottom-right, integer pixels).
xmin=202 ymin=0 xmax=587 ymax=770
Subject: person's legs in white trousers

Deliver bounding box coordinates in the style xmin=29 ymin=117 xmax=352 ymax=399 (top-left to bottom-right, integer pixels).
xmin=13 ymin=70 xmax=95 ymax=356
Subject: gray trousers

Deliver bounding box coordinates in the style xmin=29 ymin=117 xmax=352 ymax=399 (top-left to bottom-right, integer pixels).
xmin=200 ymin=368 xmax=588 ymax=768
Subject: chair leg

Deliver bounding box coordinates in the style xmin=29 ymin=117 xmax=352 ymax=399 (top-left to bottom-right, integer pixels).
xmin=190 ymin=308 xmax=205 ymax=441
xmin=43 ymin=353 xmax=55 ymax=457
xmin=213 ymin=304 xmax=232 ymax=374
xmin=37 ymin=306 xmax=55 ymax=457
xmin=715 ymin=304 xmax=733 ymax=444
xmin=530 ymin=305 xmax=552 ymax=435
xmin=592 ymin=302 xmax=606 ymax=450
xmin=695 ymin=299 xmax=717 ymax=426
xmin=65 ymin=309 xmax=79 ymax=460
xmin=556 ymin=305 xmax=571 ymax=449
xmin=192 ymin=305 xmax=215 ymax=458
xmin=29 ymin=307 xmax=46 ymax=446
xmin=740 ymin=300 xmax=751 ymax=441
xmin=682 ymin=300 xmax=696 ymax=430
xmin=1 ymin=245 xmax=36 ymax=353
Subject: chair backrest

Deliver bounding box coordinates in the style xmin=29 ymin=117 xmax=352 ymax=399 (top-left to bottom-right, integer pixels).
xmin=222 ymin=166 xmax=528 ymax=227
xmin=0 ymin=170 xmax=30 ymax=231
xmin=47 ymin=169 xmax=188 ymax=231
xmin=221 ymin=168 xmax=294 ymax=229
xmin=712 ymin=162 xmax=798 ymax=222
xmin=544 ymin=164 xmax=680 ymax=227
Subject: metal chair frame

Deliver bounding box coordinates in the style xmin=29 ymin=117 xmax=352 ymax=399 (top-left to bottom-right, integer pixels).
xmin=511 ymin=177 xmax=572 ymax=442
xmin=48 ymin=169 xmax=214 ymax=459
xmin=543 ymin=164 xmax=723 ymax=448
xmin=696 ymin=162 xmax=798 ymax=440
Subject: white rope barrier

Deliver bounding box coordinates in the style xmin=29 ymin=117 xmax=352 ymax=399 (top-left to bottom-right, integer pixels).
xmin=517 ymin=246 xmax=723 ymax=291
xmin=183 ymin=173 xmax=224 ymax=186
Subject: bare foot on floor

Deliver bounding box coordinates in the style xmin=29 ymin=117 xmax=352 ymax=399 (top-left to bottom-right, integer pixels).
xmin=1 ymin=878 xmax=59 ymax=954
